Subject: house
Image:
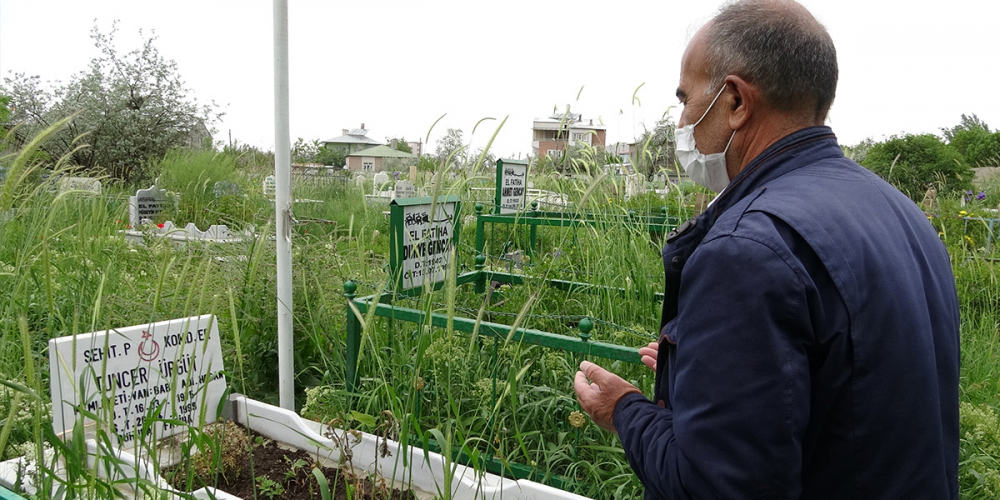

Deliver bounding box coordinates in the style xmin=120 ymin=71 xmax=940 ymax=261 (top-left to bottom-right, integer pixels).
xmin=346 ymin=145 xmax=418 ymax=172
xmin=531 ymin=111 xmax=607 ymax=160
xmin=321 ymin=123 xmax=382 ymax=154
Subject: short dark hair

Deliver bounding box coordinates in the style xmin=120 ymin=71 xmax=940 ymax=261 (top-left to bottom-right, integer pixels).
xmin=704 ymin=0 xmax=839 ymax=120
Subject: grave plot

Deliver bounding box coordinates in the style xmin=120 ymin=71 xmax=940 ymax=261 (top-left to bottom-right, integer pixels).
xmin=122 ymin=184 xmax=255 ymax=246
xmin=0 ymin=310 xmax=587 ymax=500
xmin=339 ymin=176 xmax=681 ymax=494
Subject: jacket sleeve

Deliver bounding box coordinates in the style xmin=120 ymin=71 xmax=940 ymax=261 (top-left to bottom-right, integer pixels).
xmin=614 ymin=232 xmax=813 ymax=499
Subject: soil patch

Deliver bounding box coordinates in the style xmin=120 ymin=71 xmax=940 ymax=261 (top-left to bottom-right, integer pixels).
xmin=163 ymin=426 xmax=416 ymax=500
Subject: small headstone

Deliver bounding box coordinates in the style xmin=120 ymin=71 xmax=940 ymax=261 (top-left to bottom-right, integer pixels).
xmin=373 ymin=171 xmax=390 ymax=190
xmin=57 ymin=177 xmax=102 ymax=195
xmin=355 ymin=174 xmax=366 ymax=188
xmin=48 ymin=314 xmax=227 ymax=446
xmin=213 ymin=181 xmax=240 ymax=198
xmin=409 ymin=165 xmax=418 ymax=183
xmin=394 ymin=180 xmax=417 ymax=200
xmin=625 ymin=174 xmax=643 ymax=198
xmin=263 ymin=175 xmax=276 ymax=199
xmin=130 ymin=185 xmax=169 ymax=227
xmin=693 ymin=193 xmax=710 ymax=215
xmin=921 ymin=187 xmax=938 ymax=213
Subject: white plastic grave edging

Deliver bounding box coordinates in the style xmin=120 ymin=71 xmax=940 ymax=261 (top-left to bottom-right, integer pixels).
xmin=230 ymin=395 xmax=591 ymax=500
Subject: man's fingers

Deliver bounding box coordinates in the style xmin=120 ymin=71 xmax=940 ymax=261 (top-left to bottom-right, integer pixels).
xmin=641 ymin=355 xmax=656 ymax=371
xmin=574 ymin=370 xmax=598 ymax=398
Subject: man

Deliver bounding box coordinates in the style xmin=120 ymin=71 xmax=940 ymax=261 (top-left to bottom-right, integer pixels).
xmin=573 ymin=1 xmax=960 ymax=499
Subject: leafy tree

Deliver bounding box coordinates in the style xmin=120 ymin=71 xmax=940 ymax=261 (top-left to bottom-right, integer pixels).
xmin=862 ymin=133 xmax=972 ymax=200
xmin=291 ymin=137 xmax=319 ymax=163
xmin=388 ymin=137 xmax=412 ymax=153
xmin=633 ymin=116 xmax=678 ymax=180
xmin=315 ymin=145 xmax=345 ymax=167
xmin=434 ymin=129 xmax=466 ymax=168
xmin=842 ymin=137 xmax=875 ymax=164
xmin=0 ymin=23 xmax=219 ymax=182
xmin=940 ymin=115 xmax=1000 ymax=167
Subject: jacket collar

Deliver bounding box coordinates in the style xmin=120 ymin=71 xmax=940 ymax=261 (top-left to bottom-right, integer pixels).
xmin=709 ymin=125 xmax=841 ymax=218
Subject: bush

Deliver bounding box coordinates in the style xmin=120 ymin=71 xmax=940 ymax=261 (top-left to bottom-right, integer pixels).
xmin=862 ymin=133 xmax=973 ymax=200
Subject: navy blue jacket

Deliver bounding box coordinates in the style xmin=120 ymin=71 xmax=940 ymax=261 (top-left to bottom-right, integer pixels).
xmin=613 ymin=127 xmax=960 ymax=499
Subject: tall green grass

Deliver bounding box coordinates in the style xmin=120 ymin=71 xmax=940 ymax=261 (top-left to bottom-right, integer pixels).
xmin=0 ymin=121 xmax=998 ymax=499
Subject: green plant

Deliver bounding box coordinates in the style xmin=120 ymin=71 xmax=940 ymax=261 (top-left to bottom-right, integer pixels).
xmin=862 ymin=133 xmax=973 ymax=199
xmin=255 ymin=475 xmax=285 ymax=498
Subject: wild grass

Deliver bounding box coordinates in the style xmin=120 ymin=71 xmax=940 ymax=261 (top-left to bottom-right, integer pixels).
xmin=0 ymin=123 xmax=997 ymax=500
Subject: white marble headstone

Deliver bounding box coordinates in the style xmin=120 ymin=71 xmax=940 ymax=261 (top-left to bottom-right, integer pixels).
xmin=48 ymin=315 xmax=227 ymax=447
xmin=129 ymin=185 xmax=169 ymax=226
xmin=373 ymin=172 xmax=390 ymax=189
xmin=394 ymin=180 xmax=417 ymax=200
xmin=58 ymin=177 xmax=102 ymax=195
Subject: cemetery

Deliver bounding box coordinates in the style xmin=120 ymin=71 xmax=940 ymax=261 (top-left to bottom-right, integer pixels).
xmin=0 ymin=126 xmax=999 ymax=499
xmin=3 ymin=2 xmax=1000 ymax=497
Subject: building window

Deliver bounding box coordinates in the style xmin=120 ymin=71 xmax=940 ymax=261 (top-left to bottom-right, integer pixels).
xmin=363 ymin=162 xmax=374 ymax=171
xmin=547 ymin=150 xmax=563 ymax=159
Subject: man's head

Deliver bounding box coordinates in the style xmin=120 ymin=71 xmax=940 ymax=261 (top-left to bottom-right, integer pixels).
xmin=677 ymin=0 xmax=838 ymax=178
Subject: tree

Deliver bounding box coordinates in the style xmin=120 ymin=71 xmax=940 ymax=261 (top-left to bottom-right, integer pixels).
xmin=291 ymin=137 xmax=319 ymax=163
xmin=434 ymin=129 xmax=466 ymax=168
xmin=388 ymin=137 xmax=412 ymax=154
xmin=315 ymin=145 xmax=345 ymax=167
xmin=862 ymin=134 xmax=972 ymax=200
xmin=0 ymin=23 xmax=219 ymax=182
xmin=633 ymin=116 xmax=678 ymax=180
xmin=941 ymin=115 xmax=1000 ymax=168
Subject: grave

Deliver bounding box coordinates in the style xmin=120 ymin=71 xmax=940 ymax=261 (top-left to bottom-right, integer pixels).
xmin=48 ymin=314 xmax=227 ymax=447
xmin=389 ymin=195 xmax=460 ymax=291
xmin=921 ymin=187 xmax=938 ymax=213
xmin=263 ymin=175 xmax=276 ymax=199
xmin=373 ymin=171 xmax=390 ymax=191
xmin=57 ymin=176 xmax=102 ymax=195
xmin=625 ymin=174 xmax=643 ymax=199
xmin=213 ymin=180 xmax=240 ymax=198
xmin=495 ymin=158 xmax=529 ymax=214
xmin=129 ymin=185 xmax=171 ymax=227
xmin=394 ymin=180 xmax=417 ymax=200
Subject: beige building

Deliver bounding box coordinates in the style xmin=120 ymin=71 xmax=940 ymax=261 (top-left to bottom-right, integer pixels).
xmin=531 ymin=111 xmax=607 ymax=160
xmin=345 ymin=145 xmax=418 ymax=172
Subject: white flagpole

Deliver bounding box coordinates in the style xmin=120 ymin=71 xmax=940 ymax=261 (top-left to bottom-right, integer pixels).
xmin=273 ymin=0 xmax=294 ymax=410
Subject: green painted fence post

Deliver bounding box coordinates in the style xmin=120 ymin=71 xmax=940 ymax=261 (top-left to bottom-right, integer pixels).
xmin=475 ymin=203 xmax=486 ymax=259
xmin=529 ymin=201 xmax=539 ymax=257
xmin=344 ymin=280 xmax=360 ymax=396
xmin=475 ymin=253 xmax=487 ymax=294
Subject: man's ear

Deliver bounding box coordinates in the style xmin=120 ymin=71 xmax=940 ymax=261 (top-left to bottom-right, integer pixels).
xmin=725 ymin=75 xmax=755 ymax=130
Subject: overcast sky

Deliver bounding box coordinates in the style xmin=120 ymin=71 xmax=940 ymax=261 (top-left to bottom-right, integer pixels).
xmin=1 ymin=0 xmax=998 ymax=160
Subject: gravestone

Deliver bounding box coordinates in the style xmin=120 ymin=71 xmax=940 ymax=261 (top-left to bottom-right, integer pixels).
xmin=409 ymin=165 xmax=418 ymax=183
xmin=693 ymin=192 xmax=710 ymax=216
xmin=57 ymin=177 xmax=102 ymax=195
xmin=373 ymin=171 xmax=390 ymax=191
xmin=390 ymin=196 xmax=460 ymax=290
xmin=48 ymin=314 xmax=227 ymax=447
xmin=394 ymin=180 xmax=417 ymax=200
xmin=921 ymin=187 xmax=938 ymax=213
xmin=213 ymin=181 xmax=240 ymax=198
xmin=129 ymin=185 xmax=170 ymax=227
xmin=355 ymin=174 xmax=366 ymax=188
xmin=625 ymin=174 xmax=643 ymax=198
xmin=263 ymin=175 xmax=276 ymax=199
xmin=496 ymin=158 xmax=529 ymax=214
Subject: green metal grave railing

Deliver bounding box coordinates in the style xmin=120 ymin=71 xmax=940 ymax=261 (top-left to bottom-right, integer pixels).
xmin=340 ymin=202 xmax=680 ymax=493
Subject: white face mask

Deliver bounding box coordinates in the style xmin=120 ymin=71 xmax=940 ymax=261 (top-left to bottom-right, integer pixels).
xmin=675 ymin=85 xmax=737 ymax=193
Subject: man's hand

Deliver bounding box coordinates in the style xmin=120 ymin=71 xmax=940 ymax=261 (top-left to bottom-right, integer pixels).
xmin=638 ymin=341 xmax=659 ymax=371
xmin=574 ymin=360 xmax=642 ymax=434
